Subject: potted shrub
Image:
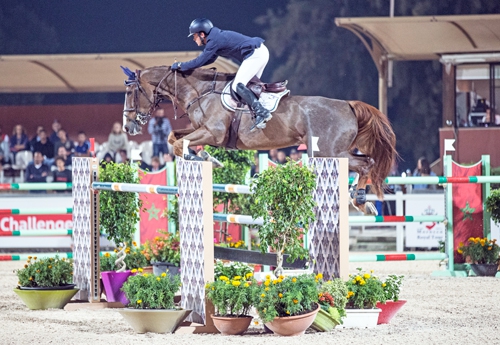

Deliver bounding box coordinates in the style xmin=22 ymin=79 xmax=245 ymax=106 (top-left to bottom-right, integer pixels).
xmin=119 ymin=270 xmax=191 ymax=333
xmin=485 ymin=189 xmax=500 ymax=224
xmin=142 ymin=230 xmax=181 ymax=276
xmin=311 ymin=278 xmax=348 ymax=331
xmin=253 ymin=273 xmax=321 ymax=336
xmin=376 ymin=274 xmax=406 ymax=324
xmin=99 ymin=162 xmax=142 ymax=303
xmin=343 ymin=268 xmax=385 ymax=328
xmin=250 ymin=160 xmax=316 ymax=276
xmin=457 ymin=237 xmax=500 ymax=276
xmin=13 ymin=255 xmax=79 ymax=310
xmin=205 ymin=261 xmax=258 ymax=335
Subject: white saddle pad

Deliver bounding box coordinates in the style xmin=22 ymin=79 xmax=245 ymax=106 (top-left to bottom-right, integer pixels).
xmin=221 ymin=83 xmax=290 ymax=113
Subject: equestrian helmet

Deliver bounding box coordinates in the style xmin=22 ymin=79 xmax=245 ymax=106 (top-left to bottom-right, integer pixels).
xmin=188 ymin=18 xmax=213 ymax=37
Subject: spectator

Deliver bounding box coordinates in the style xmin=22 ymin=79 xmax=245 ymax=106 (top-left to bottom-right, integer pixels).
xmin=54 ymin=129 xmax=74 ymax=155
xmin=51 ymin=146 xmax=72 ymax=171
xmin=162 ymin=152 xmax=174 ymax=164
xmin=268 ymin=149 xmax=278 ymax=163
xmin=107 ymin=121 xmax=129 ymax=157
xmin=150 ymin=156 xmax=162 ymax=172
xmin=0 ymin=125 xmax=9 ymax=164
xmin=29 ymin=125 xmax=44 ymax=151
xmin=250 ymin=152 xmax=259 ymax=177
xmin=26 ymin=151 xmax=50 ymax=183
xmin=100 ymin=152 xmax=114 ymax=169
xmin=74 ymin=131 xmax=90 ymax=157
xmin=117 ymin=149 xmax=129 ymax=164
xmin=276 ymin=150 xmax=287 ymax=164
xmin=413 ymin=156 xmax=437 ymax=190
xmin=289 ymin=148 xmax=300 ymax=162
xmin=49 ymin=120 xmax=62 ymax=144
xmin=52 ymin=156 xmax=72 ymax=184
xmin=32 ymin=129 xmax=55 ymax=165
xmin=10 ymin=124 xmax=29 ymax=159
xmin=148 ymin=108 xmax=172 ymax=157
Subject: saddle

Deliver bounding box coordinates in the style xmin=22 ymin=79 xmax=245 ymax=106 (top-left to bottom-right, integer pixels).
xmin=230 ymin=76 xmax=288 ymax=102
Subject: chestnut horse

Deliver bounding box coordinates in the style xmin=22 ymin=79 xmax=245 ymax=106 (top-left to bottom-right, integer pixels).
xmin=121 ymin=66 xmax=397 ymax=214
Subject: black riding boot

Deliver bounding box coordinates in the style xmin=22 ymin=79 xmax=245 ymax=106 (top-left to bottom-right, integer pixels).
xmin=236 ymin=82 xmax=272 ymax=132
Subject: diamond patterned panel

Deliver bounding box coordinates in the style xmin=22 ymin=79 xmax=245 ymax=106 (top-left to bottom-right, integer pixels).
xmin=308 ymin=158 xmax=341 ymax=279
xmin=72 ymin=157 xmax=92 ymax=300
xmin=178 ymin=159 xmax=207 ymax=324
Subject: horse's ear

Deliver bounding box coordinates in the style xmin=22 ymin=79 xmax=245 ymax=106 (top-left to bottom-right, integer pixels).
xmin=120 ymin=66 xmax=136 ymax=80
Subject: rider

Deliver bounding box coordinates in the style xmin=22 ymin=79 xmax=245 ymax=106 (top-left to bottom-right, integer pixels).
xmin=171 ymin=18 xmax=272 ymax=131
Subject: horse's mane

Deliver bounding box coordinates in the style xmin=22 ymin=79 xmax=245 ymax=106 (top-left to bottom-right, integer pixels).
xmin=145 ymin=65 xmax=235 ymax=83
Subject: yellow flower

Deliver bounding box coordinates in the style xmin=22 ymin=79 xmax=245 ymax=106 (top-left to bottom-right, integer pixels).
xmin=278 ymin=293 xmax=283 ymax=298
xmin=161 ymin=272 xmax=167 ymax=277
xmin=233 ymin=276 xmax=242 ymax=280
xmin=132 ymin=241 xmax=137 ymax=246
xmin=261 ymin=293 xmax=266 ymax=298
xmin=131 ymin=269 xmax=138 ymax=273
xmin=232 ymin=281 xmax=241 ymax=287
xmin=359 ymin=280 xmax=366 ymax=285
xmin=277 ymin=278 xmax=283 ymax=283
xmin=480 ymin=239 xmax=486 ymax=246
xmin=226 ymin=236 xmax=232 ymax=242
xmin=457 ymin=248 xmax=463 ymax=254
xmin=265 ymin=274 xmax=271 ymax=280
xmin=292 ymin=277 xmax=297 ymax=283
xmin=264 ymin=280 xmax=270 ymax=287
xmin=24 ymin=264 xmax=28 ymax=268
xmin=355 ymin=275 xmax=361 ymax=281
xmin=143 ymin=273 xmax=148 ymax=278
xmin=205 ymin=283 xmax=210 ymax=289
xmin=279 ymin=275 xmax=285 ymax=280
xmin=352 ymin=279 xmax=356 ymax=284
xmin=48 ymin=265 xmax=52 ymax=269
xmin=137 ymin=300 xmax=142 ymax=304
xmin=246 ymin=272 xmax=253 ymax=279
xmin=316 ymin=273 xmax=323 ymax=280
xmin=113 ymin=249 xmax=118 ymax=253
xmin=487 ymin=246 xmax=492 ymax=251
xmin=244 ymin=283 xmax=250 ymax=288
xmin=157 ymin=277 xmax=161 ymax=281
xmin=293 ymin=299 xmax=298 ymax=304
xmin=264 ymin=287 xmax=269 ymax=291
xmin=286 ymin=311 xmax=290 ymax=314
xmin=382 ymin=283 xmax=386 ymax=287
xmin=28 ymin=256 xmax=32 ymax=260
xmin=363 ymin=273 xmax=371 ymax=279
xmin=226 ymin=281 xmax=230 ymax=285
xmin=272 ymin=280 xmax=278 ymax=285
xmin=104 ymin=252 xmax=111 ymax=258
xmin=219 ymin=275 xmax=229 ymax=281
xmin=29 ymin=277 xmax=33 ymax=281
xmin=138 ymin=267 xmax=143 ymax=273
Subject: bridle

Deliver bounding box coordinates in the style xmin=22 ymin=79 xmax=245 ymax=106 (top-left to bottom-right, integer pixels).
xmin=123 ymin=68 xmax=222 ymax=124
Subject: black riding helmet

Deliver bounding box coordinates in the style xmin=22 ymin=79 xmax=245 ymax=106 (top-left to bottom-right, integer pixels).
xmin=188 ymin=18 xmax=213 ymax=37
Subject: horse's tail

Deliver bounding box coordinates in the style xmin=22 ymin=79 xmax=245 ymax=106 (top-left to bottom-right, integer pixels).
xmin=348 ymin=100 xmax=397 ymax=199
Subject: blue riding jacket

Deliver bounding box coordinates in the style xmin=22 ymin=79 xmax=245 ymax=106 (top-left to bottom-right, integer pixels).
xmin=179 ymin=27 xmax=264 ymax=71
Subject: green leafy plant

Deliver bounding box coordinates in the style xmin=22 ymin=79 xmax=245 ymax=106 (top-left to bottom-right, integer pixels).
xmin=318 ymin=278 xmax=348 ymax=319
xmin=122 ymin=271 xmax=181 ymax=309
xmin=100 ymin=242 xmax=148 ymax=272
xmin=206 ymin=270 xmax=258 ymax=316
xmin=99 ymin=162 xmax=142 ymax=247
xmin=345 ymin=268 xmax=386 ymax=309
xmin=485 ymin=189 xmax=500 ymax=225
xmin=250 ymin=160 xmax=316 ymax=275
xmin=215 ymin=236 xmax=246 ymax=250
xmin=458 ymin=237 xmax=500 ymax=264
xmin=142 ymin=230 xmax=181 ymax=266
xmin=214 ymin=260 xmax=253 ymax=279
xmin=381 ymin=275 xmax=404 ymax=302
xmin=253 ymin=273 xmax=320 ymax=323
xmin=15 ymin=255 xmax=73 ymax=288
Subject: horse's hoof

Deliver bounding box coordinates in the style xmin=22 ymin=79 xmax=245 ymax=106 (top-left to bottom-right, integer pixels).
xmin=183 ymin=153 xmax=204 ymax=162
xmin=198 ymin=151 xmax=224 ymax=168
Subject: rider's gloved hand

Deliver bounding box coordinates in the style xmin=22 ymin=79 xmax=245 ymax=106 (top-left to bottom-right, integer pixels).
xmin=171 ymin=62 xmax=181 ymax=71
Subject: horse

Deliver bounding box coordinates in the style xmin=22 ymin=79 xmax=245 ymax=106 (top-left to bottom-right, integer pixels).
xmin=121 ymin=66 xmax=397 ymax=215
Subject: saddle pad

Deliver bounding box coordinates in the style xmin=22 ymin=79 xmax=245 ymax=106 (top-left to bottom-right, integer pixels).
xmin=221 ymin=83 xmax=290 ymax=113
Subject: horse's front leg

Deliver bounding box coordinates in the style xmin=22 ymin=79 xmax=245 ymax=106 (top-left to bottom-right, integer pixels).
xmin=172 ymin=126 xmax=220 ymax=158
xmin=168 ymin=127 xmax=195 ymax=146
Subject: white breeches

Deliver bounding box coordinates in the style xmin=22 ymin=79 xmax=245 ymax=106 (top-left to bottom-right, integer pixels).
xmin=231 ymin=44 xmax=269 ymax=92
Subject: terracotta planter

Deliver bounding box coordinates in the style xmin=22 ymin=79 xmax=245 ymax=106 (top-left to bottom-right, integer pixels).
xmin=101 ymin=270 xmax=132 ymax=305
xmin=470 ymin=264 xmax=498 ymax=277
xmin=210 ymin=314 xmax=253 ymax=335
xmin=152 ymin=262 xmax=180 ymax=277
xmin=265 ymin=303 xmax=320 ymax=336
xmin=13 ymin=287 xmax=79 ymax=310
xmin=141 ymin=266 xmax=153 ymax=274
xmin=119 ymin=308 xmax=192 ymax=333
xmin=342 ymin=308 xmax=381 ymax=328
xmin=376 ymin=300 xmax=407 ymax=324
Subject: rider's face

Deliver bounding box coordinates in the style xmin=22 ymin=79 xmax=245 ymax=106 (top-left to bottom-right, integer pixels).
xmin=193 ymin=33 xmax=204 ymax=46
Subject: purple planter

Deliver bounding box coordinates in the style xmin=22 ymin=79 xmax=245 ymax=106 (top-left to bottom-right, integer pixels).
xmin=101 ymin=270 xmax=132 ymax=305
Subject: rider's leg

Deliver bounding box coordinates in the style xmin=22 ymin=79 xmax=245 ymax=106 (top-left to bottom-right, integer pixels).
xmin=232 ymin=44 xmax=271 ymax=131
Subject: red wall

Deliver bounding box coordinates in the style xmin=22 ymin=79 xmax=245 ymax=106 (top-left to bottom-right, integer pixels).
xmin=0 ymin=103 xmax=190 ymax=145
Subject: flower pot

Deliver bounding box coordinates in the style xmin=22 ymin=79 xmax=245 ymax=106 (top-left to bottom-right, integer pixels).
xmin=118 ymin=308 xmax=192 ymax=334
xmin=470 ymin=264 xmax=499 ymax=277
xmin=13 ymin=287 xmax=79 ymax=310
xmin=311 ymin=307 xmax=341 ymax=332
xmin=141 ymin=266 xmax=153 ymax=274
xmin=101 ymin=270 xmax=132 ymax=305
xmin=265 ymin=303 xmax=320 ymax=336
xmin=376 ymin=300 xmax=407 ymax=324
xmin=342 ymin=308 xmax=381 ymax=328
xmin=210 ymin=314 xmax=253 ymax=335
xmin=152 ymin=262 xmax=180 ymax=277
